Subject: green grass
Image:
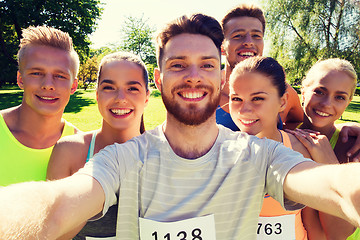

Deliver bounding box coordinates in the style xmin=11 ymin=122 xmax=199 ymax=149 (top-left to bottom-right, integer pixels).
xmin=0 ymin=87 xmax=358 ymax=131
xmin=0 ymin=87 xmax=166 ymax=132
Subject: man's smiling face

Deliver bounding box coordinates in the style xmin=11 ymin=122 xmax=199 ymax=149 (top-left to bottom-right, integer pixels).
xmin=223 ymin=16 xmax=264 ymax=69
xmin=156 ymin=33 xmax=223 ymax=126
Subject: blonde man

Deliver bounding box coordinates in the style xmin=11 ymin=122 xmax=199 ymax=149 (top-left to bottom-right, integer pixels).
xmin=0 ymin=26 xmax=79 ymax=186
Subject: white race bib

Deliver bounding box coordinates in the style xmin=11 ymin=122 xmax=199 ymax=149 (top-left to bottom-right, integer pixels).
xmin=257 ymin=215 xmax=295 ymax=240
xmin=86 ymin=237 xmax=116 ymax=240
xmin=139 ymin=214 xmax=216 ymax=240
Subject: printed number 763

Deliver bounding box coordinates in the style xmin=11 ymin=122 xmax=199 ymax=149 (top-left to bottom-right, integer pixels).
xmin=257 ymin=223 xmax=282 ymax=235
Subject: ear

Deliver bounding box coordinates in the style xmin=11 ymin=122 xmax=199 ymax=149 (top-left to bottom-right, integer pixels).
xmin=17 ymin=71 xmax=24 ymax=90
xmin=154 ymin=68 xmax=162 ymax=92
xmin=300 ymin=86 xmax=305 ymax=105
xmin=70 ymin=78 xmax=78 ymax=94
xmin=144 ymin=90 xmax=151 ymax=107
xmin=220 ymin=69 xmax=226 ymax=90
xmin=279 ymin=91 xmax=289 ymax=113
xmin=221 ymin=44 xmax=226 ymax=56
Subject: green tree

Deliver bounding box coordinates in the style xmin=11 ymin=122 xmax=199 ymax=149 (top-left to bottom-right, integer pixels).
xmin=264 ymin=0 xmax=360 ymax=84
xmin=0 ymin=0 xmax=103 ymax=86
xmin=119 ymin=15 xmax=157 ymax=67
xmin=78 ymin=55 xmax=99 ymax=90
xmin=78 ymin=47 xmax=114 ymax=90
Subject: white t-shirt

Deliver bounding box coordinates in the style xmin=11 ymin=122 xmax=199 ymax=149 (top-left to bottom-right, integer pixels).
xmin=78 ymin=125 xmax=311 ymax=239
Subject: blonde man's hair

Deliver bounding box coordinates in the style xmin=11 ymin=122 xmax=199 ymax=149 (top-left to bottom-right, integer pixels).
xmin=17 ymin=26 xmax=80 ymax=78
xmin=302 ymin=58 xmax=358 ymax=98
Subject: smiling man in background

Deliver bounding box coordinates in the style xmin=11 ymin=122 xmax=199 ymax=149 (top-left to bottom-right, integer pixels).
xmin=217 ymin=4 xmax=303 ymax=130
xmin=0 ymin=26 xmax=79 ymax=186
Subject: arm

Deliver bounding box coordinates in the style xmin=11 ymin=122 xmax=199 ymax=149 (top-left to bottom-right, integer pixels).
xmin=337 ymin=122 xmax=360 ymax=161
xmin=0 ymin=174 xmax=105 ymax=239
xmin=301 ymin=207 xmax=327 ymax=240
xmin=287 ymin=129 xmax=356 ymax=239
xmin=280 ymin=83 xmax=303 ymax=130
xmin=47 ymin=134 xmax=91 ymax=239
xmin=318 ymin=212 xmax=356 ymax=239
xmin=284 ymin=162 xmax=360 ymax=228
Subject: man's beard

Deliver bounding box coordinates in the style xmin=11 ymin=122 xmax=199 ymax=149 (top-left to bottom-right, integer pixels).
xmin=161 ymin=84 xmax=220 ymax=126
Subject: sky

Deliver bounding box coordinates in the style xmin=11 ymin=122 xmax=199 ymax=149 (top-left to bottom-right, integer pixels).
xmin=89 ymin=0 xmax=264 ymax=49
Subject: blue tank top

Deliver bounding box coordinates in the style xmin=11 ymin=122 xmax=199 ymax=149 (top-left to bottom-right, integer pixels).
xmin=74 ymin=132 xmax=118 ymax=240
xmin=215 ymin=106 xmax=240 ymax=131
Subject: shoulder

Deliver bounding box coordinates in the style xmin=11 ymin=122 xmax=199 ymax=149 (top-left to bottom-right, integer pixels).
xmin=219 ymin=126 xmax=279 ymax=154
xmin=47 ymin=131 xmax=94 ymax=179
xmin=286 ymin=84 xmax=299 ymax=98
xmin=55 ymin=131 xmax=93 ymax=147
xmin=0 ymin=106 xmax=20 ymax=130
xmin=286 ymin=131 xmax=312 ymax=158
xmin=62 ymin=119 xmax=81 ymax=134
xmin=0 ymin=105 xmax=19 ymax=116
xmin=110 ymin=127 xmax=163 ymax=156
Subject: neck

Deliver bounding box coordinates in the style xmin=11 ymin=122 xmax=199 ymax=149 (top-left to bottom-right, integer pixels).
xmin=4 ymin=104 xmax=65 ymax=149
xmin=17 ymin=104 xmax=64 ymax=136
xmin=256 ymin=127 xmax=282 ymax=142
xmin=219 ymin=64 xmax=233 ymax=112
xmin=223 ymin=64 xmax=233 ymax=96
xmin=301 ymin=115 xmax=336 ymax=140
xmin=163 ymin=113 xmax=219 ymax=159
xmin=96 ymin=120 xmax=141 ymax=152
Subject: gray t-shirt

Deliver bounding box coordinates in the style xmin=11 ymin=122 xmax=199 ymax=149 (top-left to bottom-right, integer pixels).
xmin=78 ymin=125 xmax=311 ymax=239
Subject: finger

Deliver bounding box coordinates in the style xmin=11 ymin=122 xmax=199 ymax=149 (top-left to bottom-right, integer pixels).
xmin=284 ymin=129 xmax=296 ymax=135
xmin=346 ymin=136 xmax=360 ymax=159
xmin=297 ymin=129 xmax=321 ymax=135
xmin=352 ymin=155 xmax=360 ymax=162
xmin=339 ymin=126 xmax=349 ymax=143
xmin=292 ymin=130 xmax=313 ymax=150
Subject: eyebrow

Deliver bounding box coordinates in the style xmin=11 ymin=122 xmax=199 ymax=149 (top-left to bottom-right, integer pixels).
xmin=230 ymin=29 xmax=263 ymax=34
xmin=165 ymin=55 xmax=219 ymax=62
xmin=127 ymin=80 xmax=144 ymax=86
xmin=99 ymin=79 xmax=144 ymax=86
xmin=251 ymin=91 xmax=268 ymax=95
xmin=319 ymin=86 xmax=349 ymax=95
xmin=230 ymin=91 xmax=268 ymax=96
xmin=27 ymin=67 xmax=71 ymax=76
xmin=99 ymin=79 xmax=115 ymax=85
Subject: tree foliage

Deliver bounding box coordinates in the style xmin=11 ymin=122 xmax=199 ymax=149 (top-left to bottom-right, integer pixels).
xmin=264 ymin=0 xmax=360 ymax=84
xmin=78 ymin=55 xmax=99 ymax=90
xmin=78 ymin=47 xmax=113 ymax=90
xmin=0 ymin=0 xmax=103 ymax=86
xmin=119 ymin=15 xmax=157 ymax=66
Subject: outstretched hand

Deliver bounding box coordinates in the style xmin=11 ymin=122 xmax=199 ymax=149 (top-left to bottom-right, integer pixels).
xmin=285 ymin=129 xmax=339 ymax=164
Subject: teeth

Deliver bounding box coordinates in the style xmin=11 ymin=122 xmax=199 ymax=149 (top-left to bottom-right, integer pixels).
xmin=182 ymin=91 xmax=204 ymax=99
xmin=40 ymin=96 xmax=56 ymax=100
xmin=315 ymin=110 xmax=330 ymax=117
xmin=241 ymin=119 xmax=257 ymax=124
xmin=239 ymin=52 xmax=254 ymax=56
xmin=111 ymin=109 xmax=131 ymax=115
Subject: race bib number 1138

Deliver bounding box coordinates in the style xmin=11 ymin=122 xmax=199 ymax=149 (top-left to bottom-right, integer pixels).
xmin=139 ymin=214 xmax=216 ymax=240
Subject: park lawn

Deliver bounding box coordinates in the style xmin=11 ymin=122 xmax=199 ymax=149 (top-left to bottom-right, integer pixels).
xmin=0 ymin=87 xmax=359 ymax=131
xmin=63 ymin=89 xmax=167 ymax=131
